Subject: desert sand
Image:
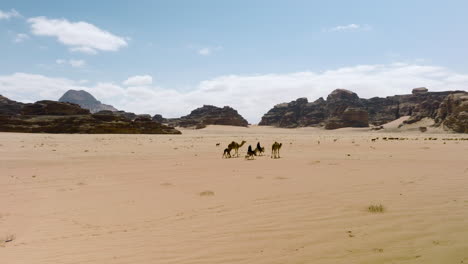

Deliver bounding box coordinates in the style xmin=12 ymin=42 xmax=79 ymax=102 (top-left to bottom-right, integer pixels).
xmin=1 ymin=125 xmax=468 ymax=264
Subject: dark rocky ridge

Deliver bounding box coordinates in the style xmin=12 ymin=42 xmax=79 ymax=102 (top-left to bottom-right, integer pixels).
xmin=0 ymin=97 xmax=181 ymax=134
xmin=59 ymin=90 xmax=118 ymax=113
xmin=259 ymin=88 xmax=467 ymax=132
xmin=166 ymin=105 xmax=248 ymax=128
xmin=0 ymin=94 xmax=25 ymax=115
xmin=21 ymin=100 xmax=90 ymax=115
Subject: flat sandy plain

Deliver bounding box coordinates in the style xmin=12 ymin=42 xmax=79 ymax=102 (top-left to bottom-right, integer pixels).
xmin=1 ymin=125 xmax=468 ymax=264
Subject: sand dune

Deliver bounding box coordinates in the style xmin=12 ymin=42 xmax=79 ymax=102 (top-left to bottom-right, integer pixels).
xmin=1 ymin=126 xmax=467 ymax=263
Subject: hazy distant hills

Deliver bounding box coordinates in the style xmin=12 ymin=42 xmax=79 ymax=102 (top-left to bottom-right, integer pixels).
xmin=59 ymin=90 xmax=118 ymax=113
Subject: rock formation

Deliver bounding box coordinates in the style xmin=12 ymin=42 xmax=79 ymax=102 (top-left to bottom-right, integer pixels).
xmin=167 ymin=105 xmax=248 ymax=128
xmin=435 ymin=92 xmax=468 ymax=133
xmin=59 ymin=90 xmax=118 ymax=113
xmin=21 ymin=100 xmax=90 ymax=115
xmin=259 ymin=98 xmax=327 ymax=128
xmin=259 ymin=88 xmax=467 ymax=132
xmin=412 ymin=87 xmax=429 ymax=95
xmin=152 ymin=114 xmax=166 ymax=123
xmin=0 ymin=97 xmax=181 ymax=134
xmin=0 ymin=94 xmax=25 ymax=115
xmin=324 ymin=107 xmax=369 ymax=129
xmin=324 ymin=89 xmax=368 ymax=129
xmin=134 ymin=114 xmax=152 ymax=122
xmin=259 ymin=89 xmax=369 ymax=129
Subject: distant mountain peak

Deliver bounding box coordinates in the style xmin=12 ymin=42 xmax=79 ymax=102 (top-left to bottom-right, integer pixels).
xmin=59 ymin=90 xmax=117 ymax=113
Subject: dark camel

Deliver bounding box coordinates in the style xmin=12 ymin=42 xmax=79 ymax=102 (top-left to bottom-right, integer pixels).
xmin=254 ymin=142 xmax=265 ymax=156
xmin=245 ymin=145 xmax=257 ymax=160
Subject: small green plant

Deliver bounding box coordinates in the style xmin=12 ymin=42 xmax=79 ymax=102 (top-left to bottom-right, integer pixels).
xmin=368 ymin=204 xmax=385 ymax=213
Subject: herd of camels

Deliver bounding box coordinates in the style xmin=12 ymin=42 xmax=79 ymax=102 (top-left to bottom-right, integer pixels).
xmin=222 ymin=140 xmax=282 ymax=160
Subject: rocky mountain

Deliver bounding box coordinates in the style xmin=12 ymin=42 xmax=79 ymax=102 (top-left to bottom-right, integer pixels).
xmin=166 ymin=105 xmax=248 ymax=128
xmin=59 ymin=90 xmax=118 ymax=113
xmin=0 ymin=94 xmax=25 ymax=115
xmin=0 ymin=96 xmax=181 ymax=134
xmin=259 ymin=88 xmax=467 ymax=132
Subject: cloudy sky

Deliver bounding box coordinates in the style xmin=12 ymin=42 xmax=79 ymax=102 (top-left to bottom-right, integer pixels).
xmin=1 ymin=0 xmax=468 ymax=123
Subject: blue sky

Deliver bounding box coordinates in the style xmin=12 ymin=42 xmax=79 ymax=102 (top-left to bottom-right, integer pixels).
xmin=1 ymin=0 xmax=468 ymax=122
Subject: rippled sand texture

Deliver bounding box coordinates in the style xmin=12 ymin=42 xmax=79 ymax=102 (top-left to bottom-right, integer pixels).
xmin=1 ymin=125 xmax=467 ymax=264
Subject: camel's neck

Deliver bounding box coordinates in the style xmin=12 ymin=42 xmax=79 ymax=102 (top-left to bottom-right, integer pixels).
xmin=239 ymin=142 xmax=245 ymax=147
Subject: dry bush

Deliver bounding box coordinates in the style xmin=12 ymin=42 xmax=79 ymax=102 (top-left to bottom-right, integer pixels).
xmin=368 ymin=204 xmax=385 ymax=213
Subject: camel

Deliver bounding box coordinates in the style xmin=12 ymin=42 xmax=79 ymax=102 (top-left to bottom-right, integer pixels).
xmin=228 ymin=140 xmax=246 ymax=157
xmin=254 ymin=142 xmax=265 ymax=156
xmin=222 ymin=148 xmax=231 ymax=158
xmin=245 ymin=145 xmax=257 ymax=160
xmin=271 ymin=141 xmax=282 ymax=159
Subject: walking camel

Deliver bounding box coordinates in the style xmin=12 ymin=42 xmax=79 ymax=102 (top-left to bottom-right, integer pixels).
xmin=228 ymin=140 xmax=246 ymax=157
xmin=271 ymin=141 xmax=282 ymax=159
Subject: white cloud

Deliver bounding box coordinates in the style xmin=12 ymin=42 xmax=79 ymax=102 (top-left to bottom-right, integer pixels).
xmin=327 ymin=24 xmax=372 ymax=32
xmin=198 ymin=48 xmax=211 ymax=55
xmin=27 ymin=16 xmax=128 ymax=54
xmin=0 ymin=9 xmax=20 ymax=20
xmin=197 ymin=46 xmax=222 ymax=56
xmin=56 ymin=59 xmax=86 ymax=68
xmin=1 ymin=63 xmax=467 ymax=123
xmin=0 ymin=73 xmax=84 ymax=102
xmin=69 ymin=59 xmax=86 ymax=68
xmin=123 ymin=75 xmax=153 ymax=86
xmin=14 ymin=33 xmax=30 ymax=43
xmin=70 ymin=46 xmax=98 ymax=55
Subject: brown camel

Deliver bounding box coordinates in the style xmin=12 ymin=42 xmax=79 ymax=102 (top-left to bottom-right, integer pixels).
xmin=271 ymin=141 xmax=282 ymax=159
xmin=228 ymin=140 xmax=246 ymax=157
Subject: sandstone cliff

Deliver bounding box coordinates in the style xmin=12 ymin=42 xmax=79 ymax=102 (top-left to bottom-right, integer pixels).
xmin=259 ymin=88 xmax=467 ymax=132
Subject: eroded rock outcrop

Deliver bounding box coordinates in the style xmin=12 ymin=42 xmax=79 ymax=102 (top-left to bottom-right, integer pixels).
xmin=59 ymin=90 xmax=118 ymax=113
xmin=324 ymin=89 xmax=368 ymax=129
xmin=259 ymin=88 xmax=467 ymax=132
xmin=435 ymin=92 xmax=468 ymax=133
xmin=0 ymin=97 xmax=181 ymax=134
xmin=412 ymin=87 xmax=429 ymax=95
xmin=325 ymin=107 xmax=369 ymax=129
xmin=0 ymin=94 xmax=25 ymax=115
xmin=259 ymin=89 xmax=369 ymax=129
xmin=167 ymin=105 xmax=248 ymax=128
xmin=21 ymin=100 xmax=90 ymax=115
xmin=152 ymin=114 xmax=166 ymax=123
